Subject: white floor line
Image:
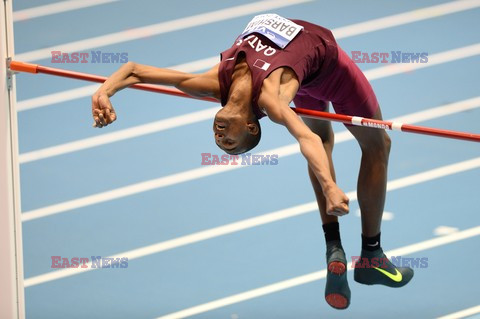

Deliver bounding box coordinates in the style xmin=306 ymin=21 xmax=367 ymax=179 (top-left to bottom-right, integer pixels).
xmin=437 ymin=305 xmax=480 ymax=319
xmin=14 ymin=0 xmax=314 ymax=62
xmin=20 ymin=143 xmax=300 ymax=222
xmin=156 ymin=225 xmax=480 ymax=319
xmin=23 ymin=156 xmax=480 ymax=287
xmin=13 ymin=0 xmax=120 ymax=22
xmin=19 ymin=107 xmax=220 ymax=164
xmin=364 ymin=43 xmax=480 ymax=81
xmin=17 ymin=84 xmax=99 ymax=112
xmin=17 ymin=44 xmax=480 ymax=164
xmin=20 ymin=100 xmax=480 ymax=221
xmin=332 ymin=0 xmax=480 ymax=39
xmin=16 ymin=0 xmax=480 ymax=111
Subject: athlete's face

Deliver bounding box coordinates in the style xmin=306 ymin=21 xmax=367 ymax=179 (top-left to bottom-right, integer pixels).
xmin=213 ymin=114 xmax=249 ymax=155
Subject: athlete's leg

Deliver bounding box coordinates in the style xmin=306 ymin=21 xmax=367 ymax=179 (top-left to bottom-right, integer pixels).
xmin=341 ymin=107 xmax=413 ymax=287
xmin=327 ymin=46 xmax=390 ymax=237
xmin=343 ymin=107 xmax=390 ymax=237
xmin=325 ymin=45 xmax=412 ymax=287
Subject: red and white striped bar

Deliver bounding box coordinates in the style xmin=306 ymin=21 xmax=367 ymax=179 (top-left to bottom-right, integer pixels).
xmin=9 ymin=60 xmax=480 ymax=143
xmin=293 ymin=108 xmax=480 ymax=143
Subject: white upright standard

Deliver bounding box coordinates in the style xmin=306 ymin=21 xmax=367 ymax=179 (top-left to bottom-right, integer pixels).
xmin=0 ymin=0 xmax=25 ymax=318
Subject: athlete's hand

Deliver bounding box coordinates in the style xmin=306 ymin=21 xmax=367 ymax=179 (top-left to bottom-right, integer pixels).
xmin=92 ymin=90 xmax=117 ymax=128
xmin=324 ymin=184 xmax=350 ymax=216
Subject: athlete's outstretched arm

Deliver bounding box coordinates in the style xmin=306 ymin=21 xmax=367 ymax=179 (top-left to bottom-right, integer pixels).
xmin=259 ymin=69 xmax=349 ymax=216
xmin=91 ymin=62 xmax=220 ymax=127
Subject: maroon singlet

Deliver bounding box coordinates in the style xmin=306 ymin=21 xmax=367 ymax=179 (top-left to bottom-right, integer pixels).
xmin=218 ymin=19 xmax=379 ymax=120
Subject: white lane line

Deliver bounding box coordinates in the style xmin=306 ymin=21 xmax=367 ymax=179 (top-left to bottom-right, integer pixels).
xmin=17 ymin=0 xmax=480 ymax=110
xmin=437 ymin=305 xmax=480 ymax=319
xmin=434 ymin=226 xmax=459 ymax=236
xmin=364 ymin=43 xmax=480 ymax=81
xmin=17 ymin=84 xmax=98 ymax=112
xmin=19 ymin=107 xmax=220 ymax=164
xmin=158 ymin=269 xmax=329 ymax=319
xmin=23 ymin=201 xmax=318 ymax=288
xmin=332 ymin=0 xmax=480 ymax=39
xmin=156 ymin=225 xmax=480 ymax=319
xmin=23 ymin=156 xmax=480 ymax=287
xmin=16 ymin=56 xmax=220 ymax=112
xmin=355 ymin=209 xmax=394 ymax=221
xmin=20 ymin=144 xmax=299 ymax=222
xmin=13 ymin=0 xmax=120 ymax=22
xmin=20 ymin=99 xmax=480 ymax=220
xmin=14 ymin=0 xmax=314 ymax=62
xmin=17 ymin=44 xmax=480 ymax=164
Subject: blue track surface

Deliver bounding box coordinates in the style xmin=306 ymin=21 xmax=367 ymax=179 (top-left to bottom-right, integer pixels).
xmin=13 ymin=1 xmax=480 ymax=318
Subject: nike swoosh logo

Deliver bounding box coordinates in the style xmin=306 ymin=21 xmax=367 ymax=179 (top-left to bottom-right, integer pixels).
xmin=373 ymin=267 xmax=403 ymax=282
xmin=225 ymin=57 xmax=235 ymax=61
xmin=367 ymin=241 xmax=379 ymax=247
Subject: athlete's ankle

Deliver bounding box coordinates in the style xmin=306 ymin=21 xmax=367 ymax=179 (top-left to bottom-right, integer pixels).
xmin=323 ymin=222 xmax=341 ymax=243
xmin=361 ymin=232 xmax=381 ymax=251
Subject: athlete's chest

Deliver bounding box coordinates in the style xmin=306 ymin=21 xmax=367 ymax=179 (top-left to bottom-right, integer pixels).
xmin=235 ymin=34 xmax=279 ymax=57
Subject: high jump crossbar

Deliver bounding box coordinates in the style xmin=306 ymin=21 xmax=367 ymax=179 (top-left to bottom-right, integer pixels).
xmin=9 ymin=60 xmax=480 ymax=143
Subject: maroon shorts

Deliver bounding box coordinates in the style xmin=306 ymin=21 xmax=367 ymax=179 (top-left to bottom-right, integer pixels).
xmin=293 ymin=47 xmax=379 ymax=120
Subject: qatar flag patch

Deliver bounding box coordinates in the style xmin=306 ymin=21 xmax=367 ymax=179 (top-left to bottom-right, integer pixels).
xmin=253 ymin=59 xmax=271 ymax=71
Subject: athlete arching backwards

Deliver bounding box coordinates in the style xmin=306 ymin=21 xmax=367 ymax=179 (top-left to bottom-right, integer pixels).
xmin=91 ymin=14 xmax=413 ymax=310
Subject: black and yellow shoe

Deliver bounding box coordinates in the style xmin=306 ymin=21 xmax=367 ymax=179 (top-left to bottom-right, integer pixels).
xmin=325 ymin=241 xmax=351 ymax=309
xmin=353 ymin=249 xmax=414 ymax=288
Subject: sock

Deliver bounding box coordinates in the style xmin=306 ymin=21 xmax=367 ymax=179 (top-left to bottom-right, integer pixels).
xmin=362 ymin=232 xmax=381 ymax=251
xmin=322 ymin=222 xmax=341 ymax=243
